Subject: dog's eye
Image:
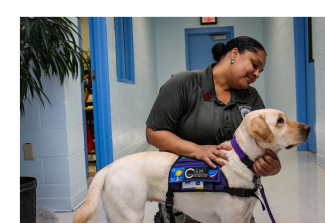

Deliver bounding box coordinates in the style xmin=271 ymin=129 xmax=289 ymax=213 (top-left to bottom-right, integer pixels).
xmin=277 ymin=117 xmax=284 ymax=124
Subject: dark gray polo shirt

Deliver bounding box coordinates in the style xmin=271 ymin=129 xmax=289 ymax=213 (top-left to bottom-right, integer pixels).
xmin=146 ymin=64 xmax=265 ymax=145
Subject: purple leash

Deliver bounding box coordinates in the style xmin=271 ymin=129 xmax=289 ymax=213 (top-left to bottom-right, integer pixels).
xmin=231 ymin=137 xmax=277 ymax=223
xmin=259 ymin=184 xmax=276 ymax=223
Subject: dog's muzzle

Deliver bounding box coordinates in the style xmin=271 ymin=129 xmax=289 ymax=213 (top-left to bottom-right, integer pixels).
xmin=286 ymin=124 xmax=311 ymax=149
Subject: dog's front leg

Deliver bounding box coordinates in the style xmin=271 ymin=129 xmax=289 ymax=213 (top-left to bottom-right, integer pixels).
xmin=217 ymin=200 xmax=255 ymax=223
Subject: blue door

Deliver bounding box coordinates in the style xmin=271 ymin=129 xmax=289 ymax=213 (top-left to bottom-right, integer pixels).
xmin=293 ymin=17 xmax=317 ymax=152
xmin=185 ymin=26 xmax=234 ymax=70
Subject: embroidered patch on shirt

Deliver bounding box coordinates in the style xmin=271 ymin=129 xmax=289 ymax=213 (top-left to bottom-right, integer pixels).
xmin=238 ymin=105 xmax=252 ymax=118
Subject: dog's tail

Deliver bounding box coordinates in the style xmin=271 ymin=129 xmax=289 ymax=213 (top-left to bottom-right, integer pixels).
xmin=73 ymin=167 xmax=108 ymax=223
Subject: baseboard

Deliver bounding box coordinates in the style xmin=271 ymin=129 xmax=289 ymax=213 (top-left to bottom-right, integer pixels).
xmin=71 ymin=188 xmax=87 ymax=210
xmin=36 ymin=186 xmax=87 ymax=212
xmin=37 ymin=197 xmax=73 ymax=212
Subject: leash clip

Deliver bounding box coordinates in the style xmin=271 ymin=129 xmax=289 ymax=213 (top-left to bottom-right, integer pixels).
xmin=258 ymin=183 xmax=277 ymax=223
xmin=253 ymin=175 xmax=261 ymax=188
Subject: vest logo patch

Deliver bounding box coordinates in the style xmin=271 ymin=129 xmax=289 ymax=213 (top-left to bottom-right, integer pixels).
xmin=238 ymin=105 xmax=252 ymax=118
xmin=185 ymin=168 xmax=194 ymax=179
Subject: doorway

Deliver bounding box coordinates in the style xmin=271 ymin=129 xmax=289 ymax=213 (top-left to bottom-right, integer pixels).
xmin=79 ymin=17 xmax=114 ymax=177
xmin=79 ymin=17 xmax=97 ymax=176
xmin=185 ymin=26 xmax=234 ymax=70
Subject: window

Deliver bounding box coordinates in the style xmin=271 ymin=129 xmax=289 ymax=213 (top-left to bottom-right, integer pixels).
xmin=114 ymin=17 xmax=135 ymax=84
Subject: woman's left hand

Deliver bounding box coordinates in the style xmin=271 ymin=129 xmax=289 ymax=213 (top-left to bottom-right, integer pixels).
xmin=253 ymin=149 xmax=281 ymax=176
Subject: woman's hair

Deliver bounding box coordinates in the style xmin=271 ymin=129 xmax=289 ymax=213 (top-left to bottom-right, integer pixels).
xmin=211 ymin=36 xmax=266 ymax=62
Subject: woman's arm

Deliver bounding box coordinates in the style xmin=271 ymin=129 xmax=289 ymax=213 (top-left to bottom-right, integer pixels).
xmin=146 ymin=127 xmax=231 ymax=168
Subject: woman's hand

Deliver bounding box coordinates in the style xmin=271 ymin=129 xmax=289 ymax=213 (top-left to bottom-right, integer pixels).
xmin=253 ymin=149 xmax=281 ymax=176
xmin=193 ymin=144 xmax=232 ymax=168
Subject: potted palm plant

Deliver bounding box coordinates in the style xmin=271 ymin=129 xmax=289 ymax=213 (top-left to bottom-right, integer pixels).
xmin=20 ymin=17 xmax=89 ymax=223
xmin=20 ymin=17 xmax=89 ymax=113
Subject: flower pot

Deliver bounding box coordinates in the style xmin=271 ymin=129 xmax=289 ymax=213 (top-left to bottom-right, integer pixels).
xmin=20 ymin=177 xmax=37 ymax=223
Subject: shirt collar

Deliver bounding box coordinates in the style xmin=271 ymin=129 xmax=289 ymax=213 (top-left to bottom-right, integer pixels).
xmin=201 ymin=64 xmax=216 ymax=98
xmin=201 ymin=64 xmax=250 ymax=104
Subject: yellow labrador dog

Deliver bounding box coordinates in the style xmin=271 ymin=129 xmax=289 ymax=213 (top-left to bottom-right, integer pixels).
xmin=73 ymin=109 xmax=310 ymax=223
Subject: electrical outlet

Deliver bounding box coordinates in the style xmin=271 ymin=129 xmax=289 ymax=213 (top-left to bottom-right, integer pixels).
xmin=23 ymin=143 xmax=34 ymax=160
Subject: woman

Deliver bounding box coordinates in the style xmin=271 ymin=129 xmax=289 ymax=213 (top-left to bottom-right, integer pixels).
xmin=146 ymin=36 xmax=281 ymax=223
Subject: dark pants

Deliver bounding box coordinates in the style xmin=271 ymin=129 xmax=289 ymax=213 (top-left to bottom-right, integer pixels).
xmin=154 ymin=204 xmax=201 ymax=223
xmin=155 ymin=204 xmax=256 ymax=223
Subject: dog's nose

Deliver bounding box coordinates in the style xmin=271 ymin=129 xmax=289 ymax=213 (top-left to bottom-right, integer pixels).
xmin=302 ymin=124 xmax=311 ymax=136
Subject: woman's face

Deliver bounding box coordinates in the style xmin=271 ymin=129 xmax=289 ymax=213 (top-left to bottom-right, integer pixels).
xmin=227 ymin=49 xmax=266 ymax=89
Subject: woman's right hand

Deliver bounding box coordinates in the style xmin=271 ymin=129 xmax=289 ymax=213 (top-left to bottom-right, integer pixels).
xmin=193 ymin=144 xmax=232 ymax=168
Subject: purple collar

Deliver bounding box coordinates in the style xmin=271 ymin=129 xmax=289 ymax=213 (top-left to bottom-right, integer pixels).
xmin=230 ymin=137 xmax=256 ymax=174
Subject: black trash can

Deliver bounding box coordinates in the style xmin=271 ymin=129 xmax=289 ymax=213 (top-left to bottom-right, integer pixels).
xmin=20 ymin=177 xmax=37 ymax=223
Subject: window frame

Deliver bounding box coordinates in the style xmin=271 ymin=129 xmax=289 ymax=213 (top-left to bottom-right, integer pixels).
xmin=114 ymin=17 xmax=135 ymax=84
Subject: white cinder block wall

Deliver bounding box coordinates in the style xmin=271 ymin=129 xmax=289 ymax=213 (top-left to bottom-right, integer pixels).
xmin=152 ymin=17 xmax=266 ymax=103
xmin=20 ymin=75 xmax=87 ymax=211
xmin=20 ymin=18 xmax=87 ymax=211
xmin=313 ymin=18 xmax=325 ymax=166
xmin=107 ymin=17 xmax=158 ymax=159
xmin=262 ymin=18 xmax=297 ymax=119
xmin=64 ymin=76 xmax=88 ymax=208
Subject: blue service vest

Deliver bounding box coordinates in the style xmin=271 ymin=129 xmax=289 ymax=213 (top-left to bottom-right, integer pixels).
xmin=168 ymin=156 xmax=259 ymax=198
xmin=168 ymin=156 xmax=228 ymax=192
xmin=166 ymin=153 xmax=274 ymax=223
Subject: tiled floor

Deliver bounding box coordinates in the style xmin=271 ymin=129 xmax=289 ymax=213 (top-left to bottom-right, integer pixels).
xmin=56 ymin=150 xmax=325 ymax=223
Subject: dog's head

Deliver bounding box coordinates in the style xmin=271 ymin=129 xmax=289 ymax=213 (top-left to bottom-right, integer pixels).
xmin=240 ymin=109 xmax=310 ymax=152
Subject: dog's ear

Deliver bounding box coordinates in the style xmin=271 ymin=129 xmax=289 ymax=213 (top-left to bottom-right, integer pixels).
xmin=247 ymin=115 xmax=274 ymax=143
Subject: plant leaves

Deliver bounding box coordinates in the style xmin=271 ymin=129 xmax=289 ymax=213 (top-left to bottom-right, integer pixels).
xmin=20 ymin=17 xmax=89 ymax=113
